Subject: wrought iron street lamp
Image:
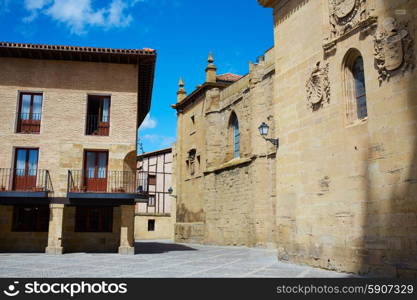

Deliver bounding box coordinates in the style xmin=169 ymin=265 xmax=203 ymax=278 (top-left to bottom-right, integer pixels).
xmin=258 ymin=122 xmax=279 ymax=148
xmin=168 ymin=186 xmax=177 ymax=198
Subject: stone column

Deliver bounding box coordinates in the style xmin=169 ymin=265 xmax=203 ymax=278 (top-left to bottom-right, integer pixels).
xmin=45 ymin=204 xmax=64 ymax=254
xmin=118 ymin=205 xmax=135 ymax=255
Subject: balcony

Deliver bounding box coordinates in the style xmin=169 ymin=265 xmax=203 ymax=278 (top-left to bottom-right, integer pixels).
xmin=86 ymin=115 xmax=109 ymax=136
xmin=0 ymin=168 xmax=51 ymax=200
xmin=67 ymin=170 xmax=149 ymax=203
xmin=16 ymin=113 xmax=41 ymax=134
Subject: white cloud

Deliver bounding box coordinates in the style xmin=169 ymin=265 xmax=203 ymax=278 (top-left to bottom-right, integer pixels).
xmin=140 ymin=114 xmax=157 ymax=130
xmin=138 ymin=114 xmax=175 ymax=149
xmin=142 ymin=134 xmax=175 ymax=148
xmin=108 ymin=0 xmax=131 ymax=27
xmin=23 ymin=0 xmax=51 ymax=22
xmin=24 ymin=0 xmax=50 ymax=10
xmin=22 ymin=0 xmax=142 ymax=34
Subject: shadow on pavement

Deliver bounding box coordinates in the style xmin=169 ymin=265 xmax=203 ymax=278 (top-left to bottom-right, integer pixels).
xmin=135 ymin=241 xmax=197 ymax=254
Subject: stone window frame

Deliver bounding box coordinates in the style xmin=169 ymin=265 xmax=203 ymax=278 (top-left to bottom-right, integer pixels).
xmin=85 ymin=94 xmax=111 ymax=136
xmin=186 ymin=149 xmax=197 ymax=176
xmin=147 ymin=219 xmax=155 ymax=231
xmin=189 ymin=114 xmax=197 ymax=136
xmin=15 ymin=91 xmax=44 ymax=134
xmin=228 ymin=112 xmax=240 ymax=159
xmin=343 ymin=48 xmax=368 ymax=126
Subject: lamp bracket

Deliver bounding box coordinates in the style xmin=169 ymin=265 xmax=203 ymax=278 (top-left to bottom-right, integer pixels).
xmin=263 ymin=136 xmax=279 ymax=147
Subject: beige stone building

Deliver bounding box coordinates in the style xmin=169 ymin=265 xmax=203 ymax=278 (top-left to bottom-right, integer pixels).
xmin=173 ymin=49 xmax=276 ymax=247
xmin=0 ymin=42 xmax=156 ymax=254
xmin=174 ymin=0 xmax=417 ymax=277
xmin=135 ymin=148 xmax=175 ymax=240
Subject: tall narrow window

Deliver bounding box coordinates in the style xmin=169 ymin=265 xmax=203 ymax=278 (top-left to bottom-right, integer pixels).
xmin=147 ymin=174 xmax=157 ymax=204
xmin=84 ymin=150 xmax=108 ymax=192
xmin=86 ymin=95 xmax=111 ymax=136
xmin=230 ymin=113 xmax=240 ymax=158
xmin=353 ymin=57 xmax=367 ymax=119
xmin=13 ymin=148 xmax=38 ymax=191
xmin=148 ymin=194 xmax=156 ymax=207
xmin=17 ymin=93 xmax=42 ymax=134
xmin=148 ymin=219 xmax=155 ymax=231
xmin=344 ymin=50 xmax=368 ymax=123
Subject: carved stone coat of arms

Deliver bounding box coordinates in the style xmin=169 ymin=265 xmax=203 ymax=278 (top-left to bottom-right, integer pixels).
xmin=306 ymin=62 xmax=330 ymax=111
xmin=374 ymin=17 xmax=415 ymax=83
xmin=333 ymin=0 xmax=357 ymax=22
xmin=329 ymin=0 xmax=367 ymax=39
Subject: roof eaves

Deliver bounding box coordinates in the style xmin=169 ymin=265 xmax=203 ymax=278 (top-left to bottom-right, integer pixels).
xmin=172 ymin=81 xmax=230 ymax=111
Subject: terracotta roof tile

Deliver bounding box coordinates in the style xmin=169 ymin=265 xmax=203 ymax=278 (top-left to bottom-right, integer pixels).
xmin=216 ymin=73 xmax=242 ymax=82
xmin=0 ymin=41 xmax=156 ymax=56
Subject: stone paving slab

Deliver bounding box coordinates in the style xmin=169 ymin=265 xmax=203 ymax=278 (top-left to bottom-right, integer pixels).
xmin=0 ymin=240 xmax=355 ymax=278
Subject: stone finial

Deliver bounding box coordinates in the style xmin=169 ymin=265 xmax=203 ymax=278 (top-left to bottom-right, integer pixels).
xmin=177 ymin=77 xmax=186 ymax=103
xmin=178 ymin=77 xmax=185 ymax=89
xmin=208 ymin=51 xmax=214 ymax=64
xmin=205 ymin=51 xmax=217 ymax=83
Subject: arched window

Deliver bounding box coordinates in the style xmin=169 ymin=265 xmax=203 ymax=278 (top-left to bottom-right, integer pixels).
xmin=229 ymin=113 xmax=240 ymax=158
xmin=352 ymin=56 xmax=367 ymax=119
xmin=344 ymin=50 xmax=368 ymax=123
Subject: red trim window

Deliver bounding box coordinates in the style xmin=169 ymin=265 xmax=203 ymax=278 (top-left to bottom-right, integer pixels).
xmin=84 ymin=150 xmax=108 ymax=192
xmin=13 ymin=148 xmax=39 ymax=191
xmin=16 ymin=93 xmax=43 ymax=134
xmin=86 ymin=95 xmax=111 ymax=136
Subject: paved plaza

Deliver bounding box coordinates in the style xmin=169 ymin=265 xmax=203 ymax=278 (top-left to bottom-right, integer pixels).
xmin=0 ymin=240 xmax=354 ymax=278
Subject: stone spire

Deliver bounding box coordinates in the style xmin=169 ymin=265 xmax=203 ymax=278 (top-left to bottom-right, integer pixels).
xmin=177 ymin=77 xmax=186 ymax=102
xmin=205 ymin=51 xmax=217 ymax=83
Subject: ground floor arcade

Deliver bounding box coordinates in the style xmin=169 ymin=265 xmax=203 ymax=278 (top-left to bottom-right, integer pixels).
xmin=0 ymin=203 xmax=135 ymax=255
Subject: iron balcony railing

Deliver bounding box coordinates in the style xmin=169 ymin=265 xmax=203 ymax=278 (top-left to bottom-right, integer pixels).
xmin=85 ymin=115 xmax=109 ymax=136
xmin=16 ymin=113 xmax=42 ymax=134
xmin=0 ymin=168 xmax=52 ymax=192
xmin=67 ymin=170 xmax=149 ymax=194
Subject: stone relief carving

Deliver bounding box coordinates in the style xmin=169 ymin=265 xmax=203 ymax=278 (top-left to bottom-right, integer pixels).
xmin=374 ymin=17 xmax=415 ymax=84
xmin=306 ymin=62 xmax=330 ymax=111
xmin=205 ymin=88 xmax=221 ymax=113
xmin=325 ymin=0 xmax=376 ymax=53
xmin=329 ymin=0 xmax=366 ymax=37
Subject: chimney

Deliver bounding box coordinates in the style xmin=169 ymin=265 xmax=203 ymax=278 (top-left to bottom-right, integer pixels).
xmin=205 ymin=52 xmax=217 ymax=83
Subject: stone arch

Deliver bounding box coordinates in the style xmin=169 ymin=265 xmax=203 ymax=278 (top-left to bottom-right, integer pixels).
xmin=342 ymin=48 xmax=368 ymax=124
xmin=123 ymin=150 xmax=137 ymax=173
xmin=228 ymin=111 xmax=240 ymax=159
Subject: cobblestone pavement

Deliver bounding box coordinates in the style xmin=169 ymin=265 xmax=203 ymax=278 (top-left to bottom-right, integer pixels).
xmin=0 ymin=240 xmax=355 ymax=278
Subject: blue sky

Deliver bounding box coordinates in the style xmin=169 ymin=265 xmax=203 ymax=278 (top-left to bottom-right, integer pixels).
xmin=0 ymin=0 xmax=273 ymax=153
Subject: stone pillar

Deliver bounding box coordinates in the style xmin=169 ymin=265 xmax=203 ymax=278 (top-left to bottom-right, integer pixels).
xmin=118 ymin=205 xmax=135 ymax=255
xmin=45 ymin=204 xmax=64 ymax=254
xmin=205 ymin=52 xmax=217 ymax=83
xmin=177 ymin=78 xmax=187 ymax=103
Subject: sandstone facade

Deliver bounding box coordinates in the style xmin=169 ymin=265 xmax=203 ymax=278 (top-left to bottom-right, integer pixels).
xmin=258 ymin=0 xmax=417 ymax=277
xmin=174 ymin=0 xmax=417 ymax=277
xmin=0 ymin=43 xmax=156 ymax=254
xmin=0 ymin=57 xmax=140 ymax=197
xmin=173 ymin=49 xmax=277 ymax=248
